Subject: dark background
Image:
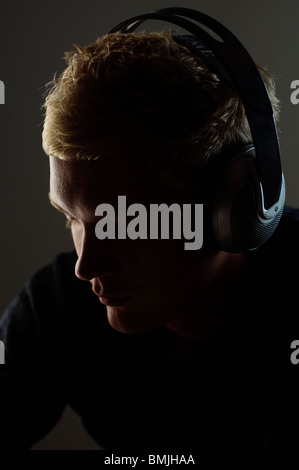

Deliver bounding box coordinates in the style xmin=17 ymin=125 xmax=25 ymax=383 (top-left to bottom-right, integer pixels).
xmin=0 ymin=0 xmax=298 ymax=450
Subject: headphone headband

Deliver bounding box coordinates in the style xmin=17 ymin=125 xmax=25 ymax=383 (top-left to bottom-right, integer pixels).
xmin=108 ymin=7 xmax=282 ymax=212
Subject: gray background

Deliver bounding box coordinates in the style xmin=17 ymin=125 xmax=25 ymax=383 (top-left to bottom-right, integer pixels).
xmin=0 ymin=0 xmax=298 ymax=450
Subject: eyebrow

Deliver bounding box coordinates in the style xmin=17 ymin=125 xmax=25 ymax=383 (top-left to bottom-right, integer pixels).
xmin=48 ymin=192 xmax=70 ymax=216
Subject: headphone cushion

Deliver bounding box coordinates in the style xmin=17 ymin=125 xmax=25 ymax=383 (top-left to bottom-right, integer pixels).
xmin=212 ymin=147 xmax=285 ymax=252
xmin=229 ymin=185 xmax=284 ymax=251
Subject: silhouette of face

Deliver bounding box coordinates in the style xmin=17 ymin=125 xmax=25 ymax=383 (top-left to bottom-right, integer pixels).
xmin=49 ymin=152 xmax=228 ymax=336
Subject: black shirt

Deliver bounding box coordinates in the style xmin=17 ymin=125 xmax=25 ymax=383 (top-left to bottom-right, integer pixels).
xmin=1 ymin=207 xmax=299 ymax=450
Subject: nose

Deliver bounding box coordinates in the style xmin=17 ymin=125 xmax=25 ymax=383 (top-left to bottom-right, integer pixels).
xmin=74 ymin=227 xmax=117 ymax=281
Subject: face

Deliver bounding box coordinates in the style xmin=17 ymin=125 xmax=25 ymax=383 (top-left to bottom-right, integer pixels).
xmin=49 ymin=153 xmax=233 ymax=336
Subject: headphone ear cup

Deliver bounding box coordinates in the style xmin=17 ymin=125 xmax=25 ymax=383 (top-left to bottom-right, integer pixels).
xmin=212 ymin=146 xmax=285 ymax=252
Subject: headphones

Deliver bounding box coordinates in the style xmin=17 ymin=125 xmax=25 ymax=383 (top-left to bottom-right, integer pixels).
xmin=108 ymin=7 xmax=285 ymax=252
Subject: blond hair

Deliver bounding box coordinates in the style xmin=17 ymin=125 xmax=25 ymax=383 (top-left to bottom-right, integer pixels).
xmin=42 ymin=31 xmax=279 ymax=182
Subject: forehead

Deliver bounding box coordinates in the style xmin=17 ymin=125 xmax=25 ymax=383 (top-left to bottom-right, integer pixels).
xmin=49 ymin=154 xmax=158 ymax=210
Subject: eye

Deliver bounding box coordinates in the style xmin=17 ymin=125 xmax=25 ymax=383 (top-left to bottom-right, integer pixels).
xmin=65 ymin=218 xmax=79 ymax=230
xmin=65 ymin=218 xmax=73 ymax=230
xmin=65 ymin=218 xmax=72 ymax=229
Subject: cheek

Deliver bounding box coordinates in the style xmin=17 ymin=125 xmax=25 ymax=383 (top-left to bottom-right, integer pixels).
xmin=137 ymin=240 xmax=208 ymax=297
xmin=133 ymin=240 xmax=188 ymax=285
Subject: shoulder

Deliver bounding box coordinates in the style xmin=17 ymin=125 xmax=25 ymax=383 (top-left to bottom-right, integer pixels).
xmin=27 ymin=250 xmax=78 ymax=289
xmin=21 ymin=250 xmax=83 ymax=326
xmin=0 ymin=251 xmax=77 ymax=348
xmin=246 ymin=206 xmax=299 ymax=278
xmin=258 ymin=206 xmax=299 ymax=260
xmin=277 ymin=206 xmax=299 ymax=233
xmin=0 ymin=251 xmax=105 ymax=356
xmin=246 ymin=206 xmax=299 ymax=329
xmin=26 ymin=250 xmax=104 ymax=333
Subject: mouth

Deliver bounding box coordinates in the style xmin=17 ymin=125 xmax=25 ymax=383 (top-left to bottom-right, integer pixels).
xmin=98 ymin=296 xmax=133 ymax=306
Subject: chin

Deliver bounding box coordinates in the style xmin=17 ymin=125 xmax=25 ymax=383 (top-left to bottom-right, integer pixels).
xmin=106 ymin=305 xmax=163 ymax=335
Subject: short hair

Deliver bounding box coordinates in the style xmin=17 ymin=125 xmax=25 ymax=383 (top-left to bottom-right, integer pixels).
xmin=42 ymin=31 xmax=279 ymax=188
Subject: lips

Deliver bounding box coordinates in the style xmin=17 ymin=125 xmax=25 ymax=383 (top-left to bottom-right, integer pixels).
xmin=91 ymin=280 xmax=132 ymax=306
xmin=98 ymin=296 xmax=132 ymax=306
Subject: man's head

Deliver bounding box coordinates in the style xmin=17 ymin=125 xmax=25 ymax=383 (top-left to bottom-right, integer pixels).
xmin=43 ymin=32 xmax=279 ymax=337
xmin=43 ymin=31 xmax=279 ymax=191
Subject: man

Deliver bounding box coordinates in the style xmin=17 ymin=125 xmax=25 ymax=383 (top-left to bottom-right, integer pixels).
xmin=0 ymin=29 xmax=299 ymax=450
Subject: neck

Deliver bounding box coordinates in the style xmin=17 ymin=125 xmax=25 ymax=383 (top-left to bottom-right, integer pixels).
xmin=165 ymin=250 xmax=249 ymax=343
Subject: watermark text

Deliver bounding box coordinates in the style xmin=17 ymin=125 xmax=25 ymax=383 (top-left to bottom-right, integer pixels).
xmin=95 ymin=196 xmax=203 ymax=250
xmin=0 ymin=340 xmax=4 ymax=364
xmin=0 ymin=80 xmax=4 ymax=104
xmin=290 ymin=340 xmax=299 ymax=364
xmin=290 ymin=80 xmax=299 ymax=105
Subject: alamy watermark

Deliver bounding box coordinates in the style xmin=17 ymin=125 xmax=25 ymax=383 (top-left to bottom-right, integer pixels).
xmin=0 ymin=80 xmax=4 ymax=104
xmin=103 ymin=454 xmax=196 ymax=466
xmin=0 ymin=341 xmax=4 ymax=364
xmin=95 ymin=196 xmax=203 ymax=250
xmin=290 ymin=340 xmax=299 ymax=365
xmin=290 ymin=81 xmax=299 ymax=105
